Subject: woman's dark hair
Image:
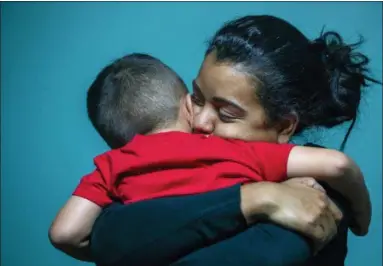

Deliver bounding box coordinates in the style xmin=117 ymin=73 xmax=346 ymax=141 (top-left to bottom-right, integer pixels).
xmin=206 ymin=15 xmax=380 ymax=150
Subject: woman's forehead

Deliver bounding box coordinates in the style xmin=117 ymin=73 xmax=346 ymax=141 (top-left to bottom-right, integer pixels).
xmin=196 ymin=55 xmax=258 ymax=106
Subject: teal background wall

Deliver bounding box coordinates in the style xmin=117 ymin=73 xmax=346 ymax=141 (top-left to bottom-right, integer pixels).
xmin=1 ymin=2 xmax=381 ymax=266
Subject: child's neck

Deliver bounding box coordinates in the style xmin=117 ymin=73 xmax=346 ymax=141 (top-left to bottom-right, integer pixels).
xmin=146 ymin=124 xmax=192 ymax=135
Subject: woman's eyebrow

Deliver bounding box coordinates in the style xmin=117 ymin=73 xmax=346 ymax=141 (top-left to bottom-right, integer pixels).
xmin=193 ymin=80 xmax=246 ymax=113
xmin=212 ymin=97 xmax=246 ymax=113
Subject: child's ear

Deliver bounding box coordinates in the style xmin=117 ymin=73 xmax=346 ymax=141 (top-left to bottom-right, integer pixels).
xmin=183 ymin=93 xmax=194 ymax=127
xmin=185 ymin=93 xmax=194 ymax=118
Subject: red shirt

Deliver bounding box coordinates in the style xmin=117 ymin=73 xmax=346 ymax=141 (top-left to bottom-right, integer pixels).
xmin=73 ymin=132 xmax=295 ymax=206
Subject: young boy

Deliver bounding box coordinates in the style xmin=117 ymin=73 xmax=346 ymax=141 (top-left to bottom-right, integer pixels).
xmin=50 ymin=53 xmax=370 ymax=266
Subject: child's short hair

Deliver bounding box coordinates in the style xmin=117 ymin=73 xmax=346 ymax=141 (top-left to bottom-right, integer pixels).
xmin=87 ymin=53 xmax=188 ymax=149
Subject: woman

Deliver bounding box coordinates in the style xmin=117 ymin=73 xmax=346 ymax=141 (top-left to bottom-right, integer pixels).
xmin=50 ymin=15 xmax=378 ymax=265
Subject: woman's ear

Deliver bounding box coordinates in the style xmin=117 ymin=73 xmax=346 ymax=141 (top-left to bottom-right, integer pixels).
xmin=277 ymin=114 xmax=298 ymax=144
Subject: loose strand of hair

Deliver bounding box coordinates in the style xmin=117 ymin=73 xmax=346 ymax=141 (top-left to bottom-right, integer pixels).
xmin=340 ymin=117 xmax=356 ymax=151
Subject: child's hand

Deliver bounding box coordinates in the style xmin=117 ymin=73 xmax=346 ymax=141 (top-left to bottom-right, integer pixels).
xmin=284 ymin=177 xmax=326 ymax=193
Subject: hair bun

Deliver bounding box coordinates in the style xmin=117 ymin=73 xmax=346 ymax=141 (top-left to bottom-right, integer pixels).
xmin=311 ymin=30 xmax=380 ymax=114
xmin=312 ymin=31 xmax=370 ymax=84
xmin=310 ymin=30 xmax=381 ymax=150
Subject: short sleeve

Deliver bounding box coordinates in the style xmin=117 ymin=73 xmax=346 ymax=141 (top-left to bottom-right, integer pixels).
xmin=247 ymin=142 xmax=296 ymax=182
xmin=72 ymin=154 xmax=114 ymax=207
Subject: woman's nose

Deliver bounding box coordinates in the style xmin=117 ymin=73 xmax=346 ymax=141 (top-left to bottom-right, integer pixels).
xmin=193 ymin=108 xmax=216 ymax=134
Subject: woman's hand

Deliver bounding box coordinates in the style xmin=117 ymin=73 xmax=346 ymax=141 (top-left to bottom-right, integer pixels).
xmin=240 ymin=178 xmax=343 ymax=252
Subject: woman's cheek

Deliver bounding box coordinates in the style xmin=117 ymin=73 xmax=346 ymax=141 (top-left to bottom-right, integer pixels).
xmin=217 ymin=124 xmax=259 ymax=141
xmin=214 ymin=124 xmax=241 ymax=139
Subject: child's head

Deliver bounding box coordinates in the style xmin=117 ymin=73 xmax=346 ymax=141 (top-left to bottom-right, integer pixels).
xmin=87 ymin=53 xmax=190 ymax=149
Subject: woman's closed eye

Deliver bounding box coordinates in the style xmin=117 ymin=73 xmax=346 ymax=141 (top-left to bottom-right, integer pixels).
xmin=211 ymin=97 xmax=246 ymax=123
xmin=218 ymin=109 xmax=238 ymax=123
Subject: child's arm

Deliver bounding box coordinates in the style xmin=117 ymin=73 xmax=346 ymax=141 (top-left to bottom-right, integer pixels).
xmin=49 ymin=153 xmax=115 ymax=261
xmin=49 ymin=196 xmax=102 ymax=261
xmin=287 ymin=146 xmax=371 ymax=236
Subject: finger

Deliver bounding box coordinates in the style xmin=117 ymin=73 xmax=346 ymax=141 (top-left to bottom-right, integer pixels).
xmin=312 ymin=183 xmax=326 ymax=193
xmin=312 ymin=212 xmax=338 ymax=254
xmin=293 ymin=177 xmax=314 ymax=185
xmin=300 ymin=177 xmax=318 ymax=188
xmin=323 ymin=211 xmax=338 ymax=242
xmin=310 ymin=219 xmax=326 ymax=254
xmin=289 ymin=177 xmax=326 ymax=193
xmin=327 ymin=198 xmax=343 ymax=223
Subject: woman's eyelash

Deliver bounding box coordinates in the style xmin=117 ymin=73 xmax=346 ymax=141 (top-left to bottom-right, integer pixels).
xmin=219 ymin=114 xmax=234 ymax=122
xmin=218 ymin=110 xmax=236 ymax=122
xmin=190 ymin=93 xmax=239 ymax=123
